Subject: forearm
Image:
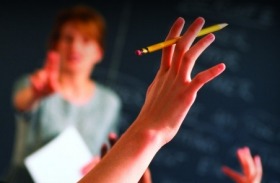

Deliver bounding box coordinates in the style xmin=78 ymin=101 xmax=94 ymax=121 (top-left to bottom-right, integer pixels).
xmin=13 ymin=86 xmax=40 ymax=112
xmin=79 ymin=119 xmax=164 ymax=183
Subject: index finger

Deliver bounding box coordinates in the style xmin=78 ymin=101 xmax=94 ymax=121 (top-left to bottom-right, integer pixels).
xmin=171 ymin=17 xmax=205 ymax=73
xmin=160 ymin=17 xmax=185 ymax=71
xmin=221 ymin=166 xmax=244 ymax=182
xmin=44 ymin=51 xmax=60 ymax=75
xmin=237 ymin=147 xmax=255 ymax=178
xmin=254 ymin=155 xmax=263 ymax=182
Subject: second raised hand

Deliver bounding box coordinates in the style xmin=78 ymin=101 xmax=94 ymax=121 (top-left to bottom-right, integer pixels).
xmin=30 ymin=51 xmax=60 ymax=98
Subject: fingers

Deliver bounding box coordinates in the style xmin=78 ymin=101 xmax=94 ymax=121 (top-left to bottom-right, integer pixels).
xmin=160 ymin=16 xmax=225 ymax=97
xmin=237 ymin=147 xmax=255 ymax=178
xmin=108 ymin=132 xmax=118 ymax=147
xmin=101 ymin=144 xmax=108 ymax=158
xmin=44 ymin=51 xmax=60 ymax=90
xmin=254 ymin=155 xmax=263 ymax=182
xmin=44 ymin=51 xmax=60 ymax=85
xmin=179 ymin=33 xmax=215 ymax=81
xmin=221 ymin=166 xmax=244 ymax=182
xmin=30 ymin=70 xmax=45 ymax=88
xmin=161 ymin=17 xmax=185 ymax=71
xmin=188 ymin=63 xmax=225 ymax=93
xmin=171 ymin=17 xmax=205 ymax=73
xmin=101 ymin=133 xmax=118 ymax=158
xmin=225 ymin=147 xmax=263 ymax=183
xmin=44 ymin=51 xmax=60 ymax=74
xmin=44 ymin=51 xmax=60 ymax=70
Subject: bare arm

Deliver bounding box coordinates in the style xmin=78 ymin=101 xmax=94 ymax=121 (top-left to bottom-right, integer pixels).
xmin=79 ymin=16 xmax=226 ymax=183
xmin=81 ymin=133 xmax=152 ymax=183
xmin=13 ymin=85 xmax=40 ymax=112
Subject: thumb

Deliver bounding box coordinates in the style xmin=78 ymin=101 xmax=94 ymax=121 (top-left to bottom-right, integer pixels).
xmin=221 ymin=166 xmax=244 ymax=182
xmin=45 ymin=51 xmax=60 ymax=90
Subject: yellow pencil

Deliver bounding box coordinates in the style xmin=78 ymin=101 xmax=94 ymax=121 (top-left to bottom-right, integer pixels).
xmin=135 ymin=23 xmax=228 ymax=56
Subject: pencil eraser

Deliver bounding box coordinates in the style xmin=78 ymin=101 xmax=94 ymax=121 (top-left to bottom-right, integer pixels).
xmin=135 ymin=50 xmax=142 ymax=56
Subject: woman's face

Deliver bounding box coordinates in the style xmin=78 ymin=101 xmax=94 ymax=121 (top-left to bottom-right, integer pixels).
xmin=56 ymin=22 xmax=103 ymax=75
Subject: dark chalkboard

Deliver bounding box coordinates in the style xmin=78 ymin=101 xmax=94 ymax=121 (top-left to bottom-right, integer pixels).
xmin=1 ymin=0 xmax=279 ymax=182
xmin=96 ymin=1 xmax=280 ymax=182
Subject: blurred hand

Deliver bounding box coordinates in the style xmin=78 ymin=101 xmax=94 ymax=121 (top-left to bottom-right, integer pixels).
xmin=222 ymin=146 xmax=262 ymax=183
xmin=30 ymin=51 xmax=60 ymax=98
xmin=79 ymin=133 xmax=118 ymax=176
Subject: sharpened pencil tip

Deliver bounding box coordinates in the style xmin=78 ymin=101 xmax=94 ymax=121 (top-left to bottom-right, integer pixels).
xmin=219 ymin=23 xmax=228 ymax=28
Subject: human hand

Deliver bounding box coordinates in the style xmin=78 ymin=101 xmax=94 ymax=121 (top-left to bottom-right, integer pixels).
xmin=78 ymin=17 xmax=226 ymax=183
xmin=136 ymin=17 xmax=226 ymax=144
xmin=30 ymin=51 xmax=60 ymax=98
xmin=221 ymin=146 xmax=262 ymax=183
xmin=100 ymin=133 xmax=118 ymax=158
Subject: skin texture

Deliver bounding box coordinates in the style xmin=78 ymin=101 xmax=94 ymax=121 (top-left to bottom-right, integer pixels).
xmin=81 ymin=133 xmax=152 ymax=183
xmin=79 ymin=16 xmax=226 ymax=183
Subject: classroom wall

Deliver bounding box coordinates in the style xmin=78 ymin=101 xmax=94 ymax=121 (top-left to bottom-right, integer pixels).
xmin=1 ymin=0 xmax=279 ymax=182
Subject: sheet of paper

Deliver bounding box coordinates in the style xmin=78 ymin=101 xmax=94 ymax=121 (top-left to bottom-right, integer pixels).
xmin=24 ymin=126 xmax=92 ymax=183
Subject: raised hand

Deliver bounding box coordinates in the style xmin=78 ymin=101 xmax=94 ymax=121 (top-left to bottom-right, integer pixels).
xmin=30 ymin=51 xmax=60 ymax=98
xmin=222 ymin=146 xmax=263 ymax=183
xmin=79 ymin=17 xmax=226 ymax=183
xmin=136 ymin=17 xmax=226 ymax=144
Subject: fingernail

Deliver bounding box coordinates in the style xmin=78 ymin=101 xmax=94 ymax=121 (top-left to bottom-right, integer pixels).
xmin=207 ymin=33 xmax=215 ymax=40
xmin=196 ymin=17 xmax=205 ymax=24
xmin=217 ymin=63 xmax=226 ymax=71
xmin=109 ymin=132 xmax=117 ymax=139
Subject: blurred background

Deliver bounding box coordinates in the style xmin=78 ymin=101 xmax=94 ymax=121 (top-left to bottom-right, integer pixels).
xmin=0 ymin=0 xmax=279 ymax=182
